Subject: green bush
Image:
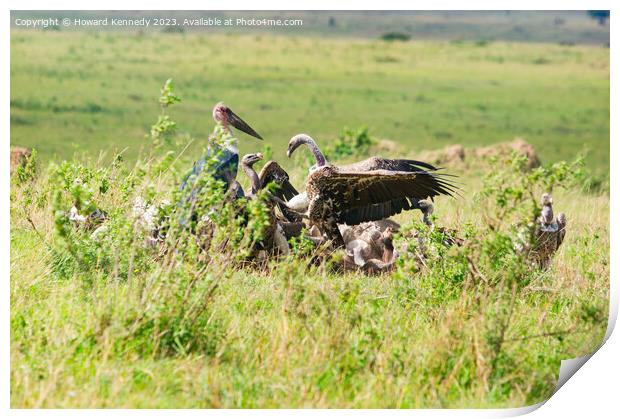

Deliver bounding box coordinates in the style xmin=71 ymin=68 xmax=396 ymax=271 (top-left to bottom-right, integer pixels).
xmin=324 ymin=126 xmax=376 ymax=161
xmin=380 ymin=32 xmax=411 ymax=42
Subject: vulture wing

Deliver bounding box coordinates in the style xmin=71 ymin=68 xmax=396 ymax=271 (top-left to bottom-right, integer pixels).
xmin=337 ymin=159 xmax=447 ymax=222
xmin=340 ymin=157 xmax=440 ymax=173
xmin=310 ymin=169 xmax=457 ymax=225
xmin=556 ymin=213 xmax=567 ymax=249
xmin=258 ymin=160 xmax=301 ymax=222
xmin=339 ymin=198 xmax=415 ymax=225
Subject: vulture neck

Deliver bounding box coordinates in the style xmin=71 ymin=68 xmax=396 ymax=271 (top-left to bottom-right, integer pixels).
xmin=541 ymin=204 xmax=554 ymax=225
xmin=423 ymin=212 xmax=433 ymax=227
xmin=242 ymin=164 xmax=260 ymax=196
xmin=382 ymin=235 xmax=394 ymax=263
xmin=303 ymin=138 xmax=327 ymax=167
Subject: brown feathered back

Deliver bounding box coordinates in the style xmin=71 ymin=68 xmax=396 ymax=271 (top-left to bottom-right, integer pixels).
xmin=306 ymin=166 xmax=457 ymax=225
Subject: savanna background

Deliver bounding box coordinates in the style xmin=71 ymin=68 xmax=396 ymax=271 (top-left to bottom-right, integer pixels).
xmin=10 ymin=11 xmax=610 ymax=408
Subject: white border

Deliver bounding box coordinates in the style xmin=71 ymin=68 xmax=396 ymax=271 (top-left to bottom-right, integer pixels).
xmin=3 ymin=1 xmax=617 ymax=418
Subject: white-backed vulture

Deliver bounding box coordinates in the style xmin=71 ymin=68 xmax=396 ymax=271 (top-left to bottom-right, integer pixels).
xmin=284 ymin=134 xmax=458 ymax=246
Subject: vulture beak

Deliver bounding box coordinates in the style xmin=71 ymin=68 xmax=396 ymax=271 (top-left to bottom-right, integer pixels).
xmin=286 ymin=142 xmax=297 ymax=158
xmin=226 ymin=108 xmax=263 ymax=140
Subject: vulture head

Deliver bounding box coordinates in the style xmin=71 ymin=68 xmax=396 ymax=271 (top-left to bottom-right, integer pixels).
xmin=541 ymin=193 xmax=553 ymax=206
xmin=241 ymin=152 xmax=264 ymax=168
xmin=418 ymin=200 xmax=435 ymax=226
xmin=287 ymin=133 xmax=327 ymax=168
xmin=240 ymin=152 xmax=264 ymax=196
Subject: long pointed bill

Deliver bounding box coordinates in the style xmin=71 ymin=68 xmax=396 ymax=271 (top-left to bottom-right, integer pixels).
xmin=226 ymin=108 xmax=263 ymax=140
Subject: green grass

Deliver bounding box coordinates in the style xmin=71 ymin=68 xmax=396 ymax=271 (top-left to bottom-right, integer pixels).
xmin=10 ymin=29 xmax=609 ymax=408
xmin=10 ymin=31 xmax=609 ymax=175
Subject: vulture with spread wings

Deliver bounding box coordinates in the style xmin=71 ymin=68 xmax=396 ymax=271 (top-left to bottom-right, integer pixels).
xmin=231 ymin=153 xmax=296 ymax=256
xmin=256 ymin=160 xmax=303 ymax=224
xmin=239 ymin=153 xmax=306 ymax=247
xmin=284 ymin=134 xmax=459 ymax=246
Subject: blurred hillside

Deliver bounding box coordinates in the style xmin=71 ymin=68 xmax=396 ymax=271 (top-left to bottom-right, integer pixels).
xmin=10 ymin=31 xmax=609 ymax=174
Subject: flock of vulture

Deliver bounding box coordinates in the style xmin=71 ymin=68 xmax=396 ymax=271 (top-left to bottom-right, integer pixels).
xmin=64 ymin=102 xmax=566 ymax=273
xmin=165 ymin=102 xmax=567 ymax=272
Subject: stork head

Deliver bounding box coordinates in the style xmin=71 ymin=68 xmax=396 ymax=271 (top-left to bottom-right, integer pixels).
xmin=541 ymin=193 xmax=553 ymax=206
xmin=212 ymin=102 xmax=263 ymax=140
xmin=241 ymin=152 xmax=264 ymax=169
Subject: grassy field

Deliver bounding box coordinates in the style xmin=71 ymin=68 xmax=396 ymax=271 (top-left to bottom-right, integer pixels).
xmin=10 ymin=30 xmax=609 ymax=174
xmin=10 ymin=29 xmax=610 ymax=408
xmin=10 ymin=146 xmax=609 ymax=408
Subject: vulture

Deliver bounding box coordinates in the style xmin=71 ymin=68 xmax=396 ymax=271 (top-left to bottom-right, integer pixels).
xmin=255 ymin=160 xmax=304 ymax=224
xmin=246 ymin=154 xmax=306 ymax=238
xmin=284 ymin=134 xmax=458 ymax=246
xmin=531 ymin=193 xmax=567 ymax=269
xmin=238 ymin=153 xmax=292 ymax=255
xmin=341 ymin=219 xmax=401 ymax=274
xmin=417 ymin=200 xmax=463 ymax=247
xmin=193 ymin=153 xmax=302 ymax=257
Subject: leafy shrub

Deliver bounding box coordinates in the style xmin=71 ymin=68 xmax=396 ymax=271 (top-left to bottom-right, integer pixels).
xmin=14 ymin=148 xmax=38 ymax=185
xmin=150 ymin=78 xmax=181 ymax=148
xmin=390 ymin=151 xmax=599 ymax=397
xmin=324 ymin=126 xmax=376 ymax=161
xmin=27 ymin=79 xmax=281 ymax=361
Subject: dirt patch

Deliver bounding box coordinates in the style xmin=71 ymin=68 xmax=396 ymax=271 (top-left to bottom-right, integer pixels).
xmin=372 ymin=139 xmax=401 ymax=154
xmin=417 ymin=144 xmax=466 ymax=167
xmin=474 ymin=138 xmax=540 ymax=169
xmin=414 ymin=138 xmax=540 ymax=169
xmin=10 ymin=146 xmax=31 ymax=174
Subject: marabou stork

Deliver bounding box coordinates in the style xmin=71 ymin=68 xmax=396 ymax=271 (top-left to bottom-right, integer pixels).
xmin=178 ymin=102 xmax=263 ymax=222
